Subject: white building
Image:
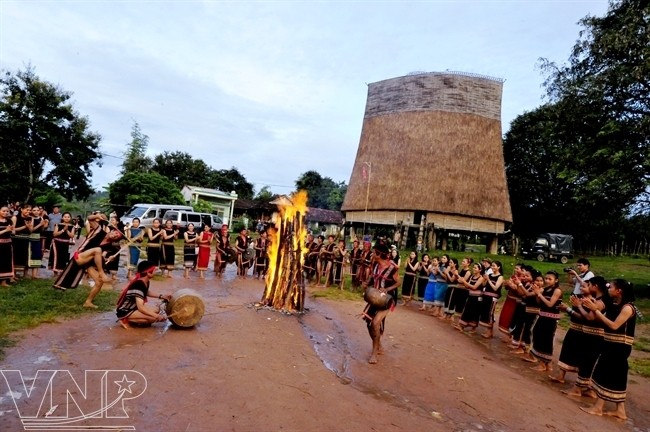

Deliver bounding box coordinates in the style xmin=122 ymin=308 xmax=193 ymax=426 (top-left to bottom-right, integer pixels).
xmin=181 ymin=186 xmax=238 ymax=225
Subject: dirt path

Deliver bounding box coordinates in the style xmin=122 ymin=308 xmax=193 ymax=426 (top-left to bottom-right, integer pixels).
xmin=1 ymin=267 xmax=649 ymax=431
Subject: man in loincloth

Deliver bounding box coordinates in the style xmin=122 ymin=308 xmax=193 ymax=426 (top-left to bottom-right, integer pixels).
xmin=116 ymin=260 xmax=171 ymax=329
xmin=361 ymin=243 xmax=400 ymax=364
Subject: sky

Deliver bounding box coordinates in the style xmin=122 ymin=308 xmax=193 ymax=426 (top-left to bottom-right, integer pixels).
xmin=0 ymin=0 xmax=610 ymax=197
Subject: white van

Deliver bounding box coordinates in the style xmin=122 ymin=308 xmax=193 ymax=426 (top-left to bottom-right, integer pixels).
xmin=120 ymin=203 xmax=194 ymax=229
xmin=162 ymin=210 xmax=224 ymax=233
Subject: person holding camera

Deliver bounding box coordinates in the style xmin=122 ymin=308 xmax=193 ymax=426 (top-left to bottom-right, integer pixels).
xmin=566 ymin=258 xmax=594 ymax=295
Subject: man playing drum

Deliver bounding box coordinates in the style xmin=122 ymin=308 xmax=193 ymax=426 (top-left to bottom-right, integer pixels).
xmin=361 ymin=243 xmax=400 ymax=364
xmin=116 ymin=260 xmax=172 ymax=329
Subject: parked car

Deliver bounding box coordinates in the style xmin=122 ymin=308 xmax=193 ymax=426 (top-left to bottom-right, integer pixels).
xmin=120 ymin=203 xmax=194 ymax=229
xmin=162 ymin=210 xmax=203 ymax=234
xmin=199 ymin=213 xmax=223 ymax=231
xmin=521 ymin=233 xmax=573 ymax=264
xmin=162 ymin=210 xmax=224 ymax=233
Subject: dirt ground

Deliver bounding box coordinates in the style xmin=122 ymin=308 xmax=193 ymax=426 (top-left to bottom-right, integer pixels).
xmin=1 ymin=265 xmax=649 ymax=432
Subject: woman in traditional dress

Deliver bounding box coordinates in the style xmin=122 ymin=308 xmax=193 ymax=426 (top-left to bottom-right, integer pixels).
xmin=498 ymin=263 xmax=525 ymax=336
xmin=548 ymin=275 xmax=593 ymax=384
xmin=455 ymin=262 xmax=485 ymax=332
xmin=430 ymin=254 xmax=449 ymax=317
xmin=125 ymin=217 xmax=145 ymax=280
xmin=146 ymin=218 xmax=164 ymax=271
xmin=28 ymin=206 xmax=48 ymax=279
xmin=528 ymin=270 xmax=563 ymax=372
xmin=561 ymin=276 xmax=609 ymax=397
xmin=400 ymin=251 xmax=418 ymax=304
xmin=214 ymin=224 xmax=231 ymax=275
xmin=509 ymin=266 xmax=534 ymax=352
xmin=431 ymin=254 xmax=449 ymax=317
xmin=197 ymin=223 xmax=213 ymax=279
xmin=416 ymin=253 xmax=430 ymax=302
xmin=348 ymin=240 xmax=362 ymax=287
xmin=12 ymin=205 xmax=33 ymax=278
xmin=254 ymin=230 xmax=270 ymax=279
xmin=0 ymin=206 xmax=14 ymax=286
xmin=105 ymin=215 xmax=122 ymax=280
xmin=48 ymin=212 xmax=75 ymax=275
xmin=183 ymin=223 xmax=198 ymax=279
xmin=580 ymin=278 xmax=637 ymax=421
xmin=445 ymin=257 xmax=472 ymax=323
xmin=235 ymin=229 xmax=251 ymax=278
xmin=478 ymin=261 xmax=504 ymax=339
xmin=441 ymin=257 xmax=460 ymax=321
xmin=420 ymin=256 xmax=437 ymax=311
xmin=519 ymin=271 xmax=544 ymax=359
xmin=160 ymin=219 xmax=178 ymax=277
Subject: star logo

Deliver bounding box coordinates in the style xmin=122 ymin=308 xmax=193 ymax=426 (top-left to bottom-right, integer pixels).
xmin=114 ymin=374 xmax=136 ymax=394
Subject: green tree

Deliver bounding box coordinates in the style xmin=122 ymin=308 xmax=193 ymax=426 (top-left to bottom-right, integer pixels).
xmin=207 ymin=167 xmax=254 ymax=199
xmin=295 ymin=170 xmax=323 ymax=193
xmin=539 ymin=0 xmax=650 ymax=211
xmin=121 ymin=121 xmax=152 ymax=174
xmin=255 ymin=186 xmax=274 ymax=201
xmin=294 ymin=171 xmax=347 ymax=210
xmin=0 ymin=67 xmax=102 ymax=202
xmin=107 ymin=171 xmax=184 ymax=207
xmin=152 ymin=151 xmax=211 ymax=189
xmin=192 ymin=199 xmax=214 ymax=213
xmin=327 ymin=182 xmax=347 ymax=211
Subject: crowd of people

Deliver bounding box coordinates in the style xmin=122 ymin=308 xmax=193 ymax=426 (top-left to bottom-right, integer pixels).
xmin=389 ymin=253 xmax=638 ymax=421
xmin=0 ymin=204 xmax=270 ymax=304
xmin=0 ymin=203 xmax=640 ymax=419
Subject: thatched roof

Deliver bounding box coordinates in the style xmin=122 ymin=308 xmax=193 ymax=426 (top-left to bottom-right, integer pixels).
xmin=306 ymin=208 xmax=343 ymax=224
xmin=342 ymin=72 xmax=512 ymax=225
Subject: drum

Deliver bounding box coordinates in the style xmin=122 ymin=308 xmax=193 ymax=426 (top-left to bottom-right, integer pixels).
xmin=166 ymin=288 xmax=205 ymax=328
xmin=243 ymin=247 xmax=255 ymax=262
xmin=423 ymin=282 xmax=436 ymax=305
xmin=226 ymin=247 xmax=237 ymax=264
xmin=364 ymin=287 xmax=393 ymax=310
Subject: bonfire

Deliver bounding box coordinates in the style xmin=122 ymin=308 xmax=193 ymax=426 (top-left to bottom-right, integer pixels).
xmin=259 ymin=191 xmax=309 ymax=313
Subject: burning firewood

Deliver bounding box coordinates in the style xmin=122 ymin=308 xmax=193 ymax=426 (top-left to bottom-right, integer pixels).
xmin=259 ymin=191 xmax=309 ymax=313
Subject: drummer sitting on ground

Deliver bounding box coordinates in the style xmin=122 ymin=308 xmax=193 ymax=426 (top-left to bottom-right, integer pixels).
xmin=116 ymin=260 xmax=171 ymax=329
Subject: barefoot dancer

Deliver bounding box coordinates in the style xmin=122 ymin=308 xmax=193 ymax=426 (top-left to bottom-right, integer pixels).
xmin=580 ymin=279 xmax=637 ymax=421
xmin=561 ymin=276 xmax=608 ymax=398
xmin=361 ymin=243 xmax=400 ymax=364
xmin=478 ymin=261 xmax=504 ymax=339
xmin=53 ymin=213 xmax=121 ymax=308
xmin=116 ymin=260 xmax=171 ymax=329
xmin=529 ymin=270 xmax=562 ymax=372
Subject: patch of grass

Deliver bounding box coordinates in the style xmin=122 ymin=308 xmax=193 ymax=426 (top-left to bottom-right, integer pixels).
xmin=311 ymin=287 xmax=364 ymax=302
xmin=629 ymin=358 xmax=650 ymax=378
xmin=0 ymin=278 xmax=119 ymax=360
xmin=633 ymin=336 xmax=650 ymax=353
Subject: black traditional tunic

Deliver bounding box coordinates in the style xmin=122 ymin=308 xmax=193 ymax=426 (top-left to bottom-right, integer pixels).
xmin=479 ymin=273 xmax=502 ymax=328
xmin=530 ymin=286 xmax=561 ymax=362
xmin=184 ymin=231 xmax=198 ymax=269
xmin=401 ymin=257 xmax=418 ymax=298
xmin=591 ymin=302 xmax=636 ymax=402
xmin=48 ymin=223 xmax=74 ymax=272
xmin=160 ymin=228 xmax=176 ymax=270
xmin=0 ymin=218 xmax=14 ymax=280
xmin=146 ymin=227 xmax=163 ymax=267
xmin=458 ymin=275 xmax=484 ymax=328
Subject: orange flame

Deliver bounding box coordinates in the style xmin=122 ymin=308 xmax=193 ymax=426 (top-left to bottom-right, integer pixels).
xmin=263 ymin=191 xmax=309 ymax=307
